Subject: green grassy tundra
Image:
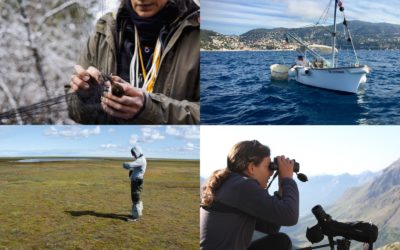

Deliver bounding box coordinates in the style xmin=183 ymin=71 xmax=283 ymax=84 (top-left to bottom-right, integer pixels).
xmin=0 ymin=158 xmax=199 ymax=249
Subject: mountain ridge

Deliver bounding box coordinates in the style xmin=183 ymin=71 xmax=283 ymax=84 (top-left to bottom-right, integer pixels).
xmin=201 ymin=21 xmax=400 ymax=50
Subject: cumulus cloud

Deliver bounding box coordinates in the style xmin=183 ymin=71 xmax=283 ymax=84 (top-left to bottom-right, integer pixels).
xmin=129 ymin=127 xmax=165 ymax=145
xmin=44 ymin=126 xmax=101 ymax=139
xmin=129 ymin=134 xmax=139 ymax=144
xmin=141 ymin=127 xmax=165 ymax=141
xmin=166 ymin=126 xmax=200 ymax=140
xmin=182 ymin=142 xmax=199 ymax=151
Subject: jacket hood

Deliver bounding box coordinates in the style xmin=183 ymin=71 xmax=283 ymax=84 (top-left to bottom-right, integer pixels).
xmin=131 ymin=145 xmax=143 ymax=160
xmin=170 ymin=0 xmax=199 ymax=18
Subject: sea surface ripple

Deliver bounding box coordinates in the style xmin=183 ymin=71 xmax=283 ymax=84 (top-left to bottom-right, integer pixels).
xmin=201 ymin=50 xmax=400 ymax=124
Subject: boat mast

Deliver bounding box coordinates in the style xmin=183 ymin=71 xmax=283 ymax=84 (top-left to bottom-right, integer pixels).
xmin=332 ymin=0 xmax=338 ymax=68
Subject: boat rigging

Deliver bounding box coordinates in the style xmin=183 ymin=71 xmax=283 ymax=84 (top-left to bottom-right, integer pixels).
xmin=270 ymin=0 xmax=371 ymax=93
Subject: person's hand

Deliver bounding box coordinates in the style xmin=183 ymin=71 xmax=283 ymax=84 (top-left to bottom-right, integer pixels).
xmin=101 ymin=76 xmax=145 ymax=120
xmin=69 ymin=65 xmax=102 ymax=91
xmin=276 ymin=155 xmax=294 ymax=179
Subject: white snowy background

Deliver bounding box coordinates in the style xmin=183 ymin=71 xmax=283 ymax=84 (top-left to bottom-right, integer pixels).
xmin=0 ymin=0 xmax=120 ymax=124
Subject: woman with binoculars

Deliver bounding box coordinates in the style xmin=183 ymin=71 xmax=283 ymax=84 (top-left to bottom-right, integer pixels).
xmin=200 ymin=140 xmax=299 ymax=250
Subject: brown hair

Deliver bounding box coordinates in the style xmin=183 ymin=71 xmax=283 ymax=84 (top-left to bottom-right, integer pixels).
xmin=201 ymin=140 xmax=270 ymax=206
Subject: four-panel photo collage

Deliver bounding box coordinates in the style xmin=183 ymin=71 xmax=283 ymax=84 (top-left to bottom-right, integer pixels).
xmin=1 ymin=0 xmax=399 ymax=249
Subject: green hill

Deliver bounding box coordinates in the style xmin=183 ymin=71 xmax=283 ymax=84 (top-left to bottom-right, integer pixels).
xmin=200 ymin=29 xmax=221 ymax=43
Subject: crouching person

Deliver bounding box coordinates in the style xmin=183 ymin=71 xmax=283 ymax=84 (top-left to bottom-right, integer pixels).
xmin=200 ymin=140 xmax=299 ymax=250
xmin=123 ymin=146 xmax=147 ymax=220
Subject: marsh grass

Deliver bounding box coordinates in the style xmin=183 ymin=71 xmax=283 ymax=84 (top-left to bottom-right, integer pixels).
xmin=0 ymin=158 xmax=199 ymax=249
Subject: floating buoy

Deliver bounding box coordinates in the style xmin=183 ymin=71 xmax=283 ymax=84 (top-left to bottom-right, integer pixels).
xmin=270 ymin=64 xmax=289 ymax=80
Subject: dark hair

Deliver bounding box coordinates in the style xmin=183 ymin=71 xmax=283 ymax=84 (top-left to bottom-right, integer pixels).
xmin=201 ymin=140 xmax=270 ymax=206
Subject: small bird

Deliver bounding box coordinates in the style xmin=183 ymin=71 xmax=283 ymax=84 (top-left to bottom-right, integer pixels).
xmin=111 ymin=81 xmax=124 ymax=97
xmin=99 ymin=73 xmax=125 ymax=97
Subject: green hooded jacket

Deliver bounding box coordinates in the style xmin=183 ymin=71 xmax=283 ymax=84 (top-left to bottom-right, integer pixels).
xmin=65 ymin=0 xmax=199 ymax=124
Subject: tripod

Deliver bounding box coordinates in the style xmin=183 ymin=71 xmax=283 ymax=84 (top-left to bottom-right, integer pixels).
xmin=297 ymin=237 xmax=374 ymax=250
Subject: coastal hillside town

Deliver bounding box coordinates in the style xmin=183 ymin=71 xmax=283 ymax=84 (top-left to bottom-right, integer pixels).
xmin=201 ymin=21 xmax=400 ymax=51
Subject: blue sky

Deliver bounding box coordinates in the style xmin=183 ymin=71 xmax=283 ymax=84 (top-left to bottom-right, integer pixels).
xmin=0 ymin=126 xmax=199 ymax=159
xmin=201 ymin=0 xmax=400 ymax=35
xmin=201 ymin=126 xmax=400 ymax=177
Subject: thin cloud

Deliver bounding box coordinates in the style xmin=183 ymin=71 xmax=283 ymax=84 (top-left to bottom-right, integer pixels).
xmin=202 ymin=0 xmax=400 ymax=34
xmin=153 ymin=143 xmax=200 ymax=153
xmin=0 ymin=150 xmax=21 ymax=156
xmin=100 ymin=144 xmax=118 ymax=149
xmin=44 ymin=126 xmax=101 ymax=139
xmin=99 ymin=144 xmax=127 ymax=154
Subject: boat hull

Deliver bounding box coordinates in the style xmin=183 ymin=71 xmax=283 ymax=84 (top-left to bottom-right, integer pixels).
xmin=290 ymin=65 xmax=370 ymax=93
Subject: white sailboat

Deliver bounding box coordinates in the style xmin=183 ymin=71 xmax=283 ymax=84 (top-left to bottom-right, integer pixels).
xmin=271 ymin=0 xmax=371 ymax=93
xmin=289 ymin=64 xmax=370 ymax=93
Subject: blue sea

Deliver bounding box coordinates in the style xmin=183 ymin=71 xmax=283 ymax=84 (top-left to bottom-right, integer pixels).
xmin=201 ymin=50 xmax=400 ymax=124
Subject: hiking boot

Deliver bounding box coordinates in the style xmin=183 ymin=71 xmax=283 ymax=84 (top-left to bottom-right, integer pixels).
xmin=131 ymin=201 xmax=143 ymax=220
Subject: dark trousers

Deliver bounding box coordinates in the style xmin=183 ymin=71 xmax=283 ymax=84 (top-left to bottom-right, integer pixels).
xmin=129 ymin=171 xmax=143 ymax=204
xmin=247 ymin=233 xmax=292 ymax=250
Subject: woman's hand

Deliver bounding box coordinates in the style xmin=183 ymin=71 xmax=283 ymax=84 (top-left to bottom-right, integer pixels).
xmin=276 ymin=155 xmax=294 ymax=196
xmin=101 ymin=76 xmax=145 ymax=120
xmin=276 ymin=155 xmax=294 ymax=179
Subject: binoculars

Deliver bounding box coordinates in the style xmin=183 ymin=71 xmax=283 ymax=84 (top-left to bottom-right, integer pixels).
xmin=269 ymin=157 xmax=300 ymax=172
xmin=268 ymin=157 xmax=308 ymax=183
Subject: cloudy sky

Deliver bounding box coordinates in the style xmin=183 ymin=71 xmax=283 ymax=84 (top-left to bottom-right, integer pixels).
xmin=201 ymin=126 xmax=400 ymax=177
xmin=0 ymin=126 xmax=199 ymax=159
xmin=201 ymin=0 xmax=400 ymax=35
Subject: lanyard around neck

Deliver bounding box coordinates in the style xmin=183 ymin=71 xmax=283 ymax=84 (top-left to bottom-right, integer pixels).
xmin=129 ymin=26 xmax=162 ymax=93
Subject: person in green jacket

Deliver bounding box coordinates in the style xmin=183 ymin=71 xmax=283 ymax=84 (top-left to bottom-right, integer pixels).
xmin=66 ymin=0 xmax=199 ymax=124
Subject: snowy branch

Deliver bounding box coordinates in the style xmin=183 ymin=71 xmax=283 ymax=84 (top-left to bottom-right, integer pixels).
xmin=0 ymin=0 xmax=99 ymax=124
xmin=0 ymin=78 xmax=23 ymax=125
xmin=39 ymin=0 xmax=81 ymax=28
xmin=0 ymin=30 xmax=21 ymax=40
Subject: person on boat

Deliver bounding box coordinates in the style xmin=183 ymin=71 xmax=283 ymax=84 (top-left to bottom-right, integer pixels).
xmin=313 ymin=59 xmax=324 ymax=69
xmin=200 ymin=140 xmax=299 ymax=250
xmin=66 ymin=0 xmax=200 ymax=124
xmin=122 ymin=145 xmax=147 ymax=220
xmin=296 ymin=55 xmax=309 ymax=67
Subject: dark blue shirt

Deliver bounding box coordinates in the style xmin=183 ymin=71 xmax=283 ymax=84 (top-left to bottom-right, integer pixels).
xmin=200 ymin=172 xmax=299 ymax=250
